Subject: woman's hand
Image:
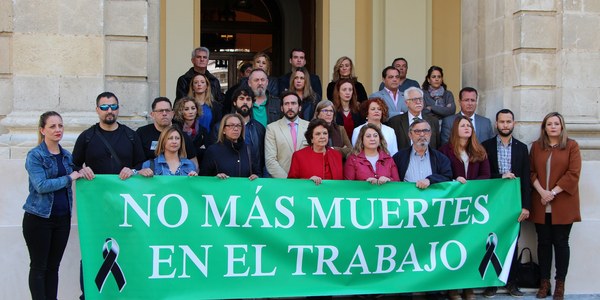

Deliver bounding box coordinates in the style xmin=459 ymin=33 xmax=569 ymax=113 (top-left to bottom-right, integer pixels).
xmin=310 ymin=176 xmax=323 ymax=185
xmin=138 ymin=168 xmax=154 ymax=177
xmin=187 ymin=171 xmax=198 ymax=176
xmin=366 ymin=177 xmax=378 ymax=185
xmin=69 ymin=171 xmax=83 ymax=181
xmin=248 ymin=174 xmax=258 ymax=181
xmin=456 ymin=176 xmax=467 ymax=184
xmin=78 ymin=166 xmax=95 ymax=180
xmin=216 ymin=173 xmax=229 ymax=179
xmin=377 ymin=176 xmax=391 ymax=185
xmin=539 ymin=189 xmax=555 ymax=205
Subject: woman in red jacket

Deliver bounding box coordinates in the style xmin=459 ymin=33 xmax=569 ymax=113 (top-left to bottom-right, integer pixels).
xmin=530 ymin=112 xmax=581 ymax=300
xmin=288 ymin=119 xmax=343 ymax=185
xmin=343 ymin=123 xmax=399 ymax=184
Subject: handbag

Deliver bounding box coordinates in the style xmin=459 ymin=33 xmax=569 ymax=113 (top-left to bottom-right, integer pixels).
xmin=516 ymin=247 xmax=541 ymax=288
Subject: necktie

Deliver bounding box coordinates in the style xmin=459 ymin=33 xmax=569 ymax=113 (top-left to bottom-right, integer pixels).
xmin=290 ymin=122 xmax=297 ymax=150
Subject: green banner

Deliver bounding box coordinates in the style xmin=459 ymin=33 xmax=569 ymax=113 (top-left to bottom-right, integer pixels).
xmin=77 ymin=176 xmax=521 ymax=299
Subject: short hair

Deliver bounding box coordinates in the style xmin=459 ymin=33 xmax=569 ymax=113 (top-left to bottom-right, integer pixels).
xmin=313 ymin=99 xmax=334 ymax=120
xmin=279 ymin=90 xmax=301 ymax=107
xmin=538 ymin=112 xmax=568 ymax=149
xmin=459 ymin=87 xmax=478 ymax=100
xmin=96 ymin=92 xmax=119 ymax=106
xmin=38 ymin=111 xmax=62 ymax=144
xmin=332 ymin=56 xmax=356 ymax=81
xmin=155 ymin=126 xmax=187 ymax=158
xmin=217 ymin=114 xmax=245 ymax=144
xmin=248 ymin=68 xmax=268 ymax=80
xmin=408 ymin=118 xmax=431 ymax=132
xmin=231 ymin=86 xmax=256 ymax=104
xmin=289 ymin=48 xmax=306 ymax=59
xmin=239 ymin=62 xmax=253 ymax=74
xmin=151 ymin=97 xmax=172 ymax=110
xmin=304 ymin=118 xmax=330 ymax=146
xmin=495 ymin=109 xmax=514 ymax=121
xmin=173 ymin=97 xmax=198 ymax=123
xmin=192 ymin=47 xmax=210 ymax=59
xmin=361 ymin=98 xmax=389 ymax=122
xmin=421 ymin=65 xmax=447 ymax=91
xmin=391 ymin=57 xmax=408 ymax=67
xmin=404 ymin=87 xmax=424 ymax=100
xmin=381 ymin=66 xmax=399 ymax=79
xmin=351 ymin=123 xmax=389 ymax=155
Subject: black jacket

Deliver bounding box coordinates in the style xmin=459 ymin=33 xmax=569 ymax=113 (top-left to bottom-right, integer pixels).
xmin=393 ymin=146 xmax=453 ymax=184
xmin=482 ymin=136 xmax=532 ymax=210
xmin=200 ymin=140 xmax=260 ymax=178
xmin=175 ymin=67 xmax=224 ymax=104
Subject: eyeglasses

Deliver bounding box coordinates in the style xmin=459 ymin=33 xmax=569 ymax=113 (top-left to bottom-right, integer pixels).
xmin=407 ymin=97 xmax=424 ymax=103
xmin=153 ymin=109 xmax=173 ymax=114
xmin=225 ymin=124 xmax=243 ymax=129
xmin=411 ymin=129 xmax=431 ymax=135
xmin=98 ymin=104 xmax=119 ymax=111
xmin=320 ymin=109 xmax=334 ymax=114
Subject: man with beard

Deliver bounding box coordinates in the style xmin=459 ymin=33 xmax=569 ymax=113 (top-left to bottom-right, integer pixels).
xmin=136 ymin=97 xmax=198 ymax=169
xmin=249 ymin=68 xmax=281 ymax=127
xmin=73 ymin=92 xmax=145 ymax=178
xmin=208 ymin=87 xmax=267 ymax=175
xmin=265 ymin=91 xmax=309 ymax=178
xmin=388 ymin=87 xmax=440 ymax=150
xmin=72 ymin=91 xmax=145 ymax=299
xmin=481 ymin=109 xmax=530 ymax=298
xmin=393 ymin=119 xmax=452 ymax=189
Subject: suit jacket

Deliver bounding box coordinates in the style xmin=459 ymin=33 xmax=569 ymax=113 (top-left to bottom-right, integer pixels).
xmin=441 ymin=113 xmax=494 ymax=145
xmin=264 ymin=117 xmax=309 ymax=178
xmin=529 ymin=139 xmax=581 ymax=224
xmin=368 ymin=89 xmax=407 ymax=119
xmin=393 ymin=146 xmax=453 ymax=184
xmin=387 ymin=113 xmax=440 ymax=150
xmin=482 ymin=135 xmax=532 ymax=210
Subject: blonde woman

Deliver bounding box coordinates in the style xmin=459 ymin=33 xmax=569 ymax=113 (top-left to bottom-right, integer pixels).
xmin=188 ymin=73 xmax=223 ymax=133
xmin=326 ymin=56 xmax=368 ymax=102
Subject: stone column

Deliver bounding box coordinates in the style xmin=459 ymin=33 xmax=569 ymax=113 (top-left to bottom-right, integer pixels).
xmin=0 ymin=0 xmax=159 ymax=159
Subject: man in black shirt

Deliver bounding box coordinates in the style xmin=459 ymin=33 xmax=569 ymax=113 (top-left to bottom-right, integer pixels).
xmin=73 ymin=92 xmax=145 ymax=179
xmin=136 ymin=97 xmax=198 ymax=169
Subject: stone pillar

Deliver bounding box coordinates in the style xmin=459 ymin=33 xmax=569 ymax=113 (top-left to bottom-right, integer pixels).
xmin=462 ymin=0 xmax=600 ymax=158
xmin=0 ymin=0 xmax=159 ymax=159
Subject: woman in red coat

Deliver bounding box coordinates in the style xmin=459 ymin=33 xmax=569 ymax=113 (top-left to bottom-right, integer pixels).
xmin=530 ymin=112 xmax=581 ymax=300
xmin=343 ymin=123 xmax=399 ymax=184
xmin=288 ymin=119 xmax=343 ymax=185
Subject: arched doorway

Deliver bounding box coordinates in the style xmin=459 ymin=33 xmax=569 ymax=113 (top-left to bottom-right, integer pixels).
xmin=199 ymin=0 xmax=316 ymax=92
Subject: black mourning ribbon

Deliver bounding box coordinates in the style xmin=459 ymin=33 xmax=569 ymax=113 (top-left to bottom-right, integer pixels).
xmin=478 ymin=232 xmax=503 ymax=278
xmin=95 ymin=238 xmax=126 ymax=292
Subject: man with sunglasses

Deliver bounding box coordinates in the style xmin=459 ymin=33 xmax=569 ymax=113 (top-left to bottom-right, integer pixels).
xmin=388 ymin=87 xmax=440 ymax=150
xmin=72 ymin=91 xmax=145 ymax=299
xmin=136 ymin=97 xmax=198 ymax=169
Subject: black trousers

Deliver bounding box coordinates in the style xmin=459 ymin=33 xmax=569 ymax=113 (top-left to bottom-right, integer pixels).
xmin=22 ymin=212 xmax=71 ymax=300
xmin=535 ymin=213 xmax=573 ymax=281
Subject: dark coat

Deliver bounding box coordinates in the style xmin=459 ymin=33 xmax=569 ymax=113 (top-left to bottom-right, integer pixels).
xmin=438 ymin=143 xmax=491 ymax=180
xmin=175 ymin=67 xmax=224 ymax=104
xmin=393 ymin=146 xmax=453 ymax=184
xmin=387 ymin=113 xmax=441 ymax=150
xmin=200 ymin=140 xmax=260 ymax=178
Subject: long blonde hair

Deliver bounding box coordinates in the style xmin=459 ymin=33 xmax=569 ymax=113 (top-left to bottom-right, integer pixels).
xmin=332 ymin=56 xmax=357 ymax=81
xmin=253 ymin=52 xmax=272 ymax=75
xmin=188 ymin=73 xmax=214 ymax=108
xmin=155 ymin=126 xmax=187 ymax=158
xmin=537 ymin=111 xmax=568 ymax=149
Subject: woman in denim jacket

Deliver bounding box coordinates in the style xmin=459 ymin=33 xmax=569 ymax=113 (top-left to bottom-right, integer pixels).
xmin=138 ymin=126 xmax=198 ymax=176
xmin=23 ymin=111 xmax=84 ymax=300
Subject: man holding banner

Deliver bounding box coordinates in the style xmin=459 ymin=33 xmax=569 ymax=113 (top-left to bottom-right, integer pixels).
xmin=481 ymin=109 xmax=531 ymax=298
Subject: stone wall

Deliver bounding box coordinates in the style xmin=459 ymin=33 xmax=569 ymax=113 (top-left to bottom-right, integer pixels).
xmin=0 ymin=0 xmax=159 ymax=160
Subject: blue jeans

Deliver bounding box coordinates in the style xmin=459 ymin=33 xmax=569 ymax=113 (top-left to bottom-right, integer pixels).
xmin=23 ymin=212 xmax=71 ymax=300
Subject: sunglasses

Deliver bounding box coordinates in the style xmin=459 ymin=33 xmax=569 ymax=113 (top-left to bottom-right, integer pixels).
xmin=98 ymin=104 xmax=119 ymax=111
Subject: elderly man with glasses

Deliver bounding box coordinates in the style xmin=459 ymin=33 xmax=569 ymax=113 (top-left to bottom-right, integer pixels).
xmin=388 ymin=87 xmax=441 ymax=150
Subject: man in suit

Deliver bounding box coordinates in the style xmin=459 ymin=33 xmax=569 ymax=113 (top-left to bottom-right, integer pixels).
xmin=378 ymin=57 xmax=420 ymax=92
xmin=393 ymin=119 xmax=452 ymax=189
xmin=441 ymin=86 xmax=494 ymax=145
xmin=278 ymin=48 xmax=322 ymax=97
xmin=388 ymin=87 xmax=440 ymax=150
xmin=481 ymin=109 xmax=531 ymax=298
xmin=265 ymin=91 xmax=309 ymax=178
xmin=369 ymin=66 xmax=407 ymax=118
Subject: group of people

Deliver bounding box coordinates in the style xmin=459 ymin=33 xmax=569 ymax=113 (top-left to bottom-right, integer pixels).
xmin=22 ymin=46 xmax=581 ymax=300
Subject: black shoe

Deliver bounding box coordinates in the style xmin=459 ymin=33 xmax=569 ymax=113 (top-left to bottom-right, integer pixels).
xmin=483 ymin=286 xmax=497 ymax=298
xmin=506 ymin=283 xmax=525 ymax=298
